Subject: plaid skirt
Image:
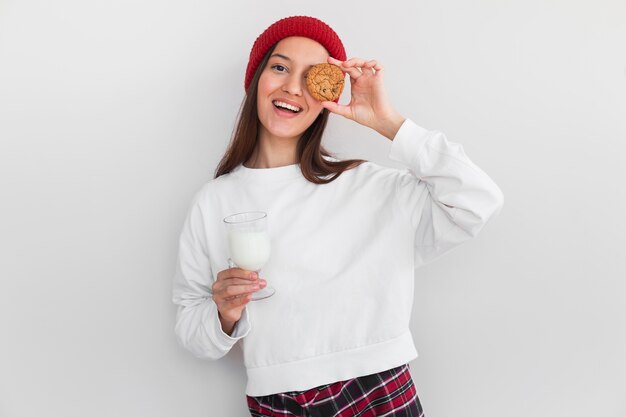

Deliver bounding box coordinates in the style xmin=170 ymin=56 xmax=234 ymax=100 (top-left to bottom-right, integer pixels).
xmin=246 ymin=363 xmax=424 ymax=417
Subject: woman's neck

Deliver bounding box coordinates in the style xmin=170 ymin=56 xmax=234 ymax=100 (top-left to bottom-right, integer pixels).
xmin=244 ymin=138 xmax=298 ymax=169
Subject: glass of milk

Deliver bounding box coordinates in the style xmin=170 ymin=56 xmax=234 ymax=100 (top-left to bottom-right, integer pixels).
xmin=223 ymin=211 xmax=275 ymax=300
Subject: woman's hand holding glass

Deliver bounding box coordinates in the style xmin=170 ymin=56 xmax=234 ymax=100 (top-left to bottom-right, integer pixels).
xmin=223 ymin=211 xmax=275 ymax=300
xmin=211 ymin=267 xmax=267 ymax=325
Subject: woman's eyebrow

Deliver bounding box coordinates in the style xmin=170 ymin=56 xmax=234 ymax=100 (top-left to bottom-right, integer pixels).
xmin=270 ymin=53 xmax=315 ymax=68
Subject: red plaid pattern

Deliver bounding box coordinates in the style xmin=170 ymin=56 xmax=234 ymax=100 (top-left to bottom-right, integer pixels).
xmin=246 ymin=364 xmax=425 ymax=417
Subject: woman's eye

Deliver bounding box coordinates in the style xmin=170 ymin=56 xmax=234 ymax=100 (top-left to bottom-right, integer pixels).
xmin=271 ymin=64 xmax=307 ymax=78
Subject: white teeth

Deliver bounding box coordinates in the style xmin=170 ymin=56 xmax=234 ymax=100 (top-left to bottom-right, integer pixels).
xmin=273 ymin=100 xmax=301 ymax=113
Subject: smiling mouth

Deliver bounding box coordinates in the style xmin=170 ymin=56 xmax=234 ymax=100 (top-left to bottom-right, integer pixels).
xmin=272 ymin=100 xmax=302 ymax=113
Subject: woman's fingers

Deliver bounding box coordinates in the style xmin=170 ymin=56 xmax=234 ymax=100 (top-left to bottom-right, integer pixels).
xmin=214 ymin=267 xmax=261 ymax=291
xmin=331 ymin=60 xmax=362 ymax=79
xmin=352 ymin=59 xmax=382 ymax=74
xmin=222 ymin=292 xmax=254 ymax=304
xmin=212 ymin=275 xmax=266 ymax=303
xmin=217 ymin=267 xmax=258 ymax=281
xmin=221 ymin=277 xmax=261 ymax=286
xmin=213 ymin=267 xmax=262 ymax=323
xmin=340 ymin=57 xmax=368 ymax=67
xmin=328 ymin=56 xmax=383 ymax=77
xmin=321 ymin=100 xmax=352 ymax=119
xmin=216 ymin=282 xmax=261 ymax=297
xmin=216 ymin=292 xmax=253 ymax=307
xmin=218 ymin=287 xmax=255 ymax=303
xmin=364 ymin=60 xmax=383 ymax=72
xmin=230 ymin=294 xmax=253 ymax=305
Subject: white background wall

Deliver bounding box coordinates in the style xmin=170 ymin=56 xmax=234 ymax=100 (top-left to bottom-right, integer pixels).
xmin=1 ymin=0 xmax=624 ymax=416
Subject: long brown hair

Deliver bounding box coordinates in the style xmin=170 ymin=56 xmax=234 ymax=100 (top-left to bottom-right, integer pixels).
xmin=214 ymin=43 xmax=367 ymax=184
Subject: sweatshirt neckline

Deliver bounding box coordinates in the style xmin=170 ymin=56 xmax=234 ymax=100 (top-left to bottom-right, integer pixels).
xmin=232 ymin=162 xmax=303 ymax=182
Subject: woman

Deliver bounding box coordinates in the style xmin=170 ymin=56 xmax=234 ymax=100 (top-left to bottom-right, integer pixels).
xmin=172 ymin=15 xmax=503 ymax=416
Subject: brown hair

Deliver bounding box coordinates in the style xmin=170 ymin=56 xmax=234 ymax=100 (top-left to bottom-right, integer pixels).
xmin=214 ymin=43 xmax=367 ymax=184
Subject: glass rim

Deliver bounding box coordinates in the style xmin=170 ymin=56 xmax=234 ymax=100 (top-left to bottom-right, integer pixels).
xmin=223 ymin=211 xmax=267 ymax=224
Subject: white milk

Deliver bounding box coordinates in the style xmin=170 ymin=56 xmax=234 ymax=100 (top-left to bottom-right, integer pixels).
xmin=228 ymin=230 xmax=271 ymax=271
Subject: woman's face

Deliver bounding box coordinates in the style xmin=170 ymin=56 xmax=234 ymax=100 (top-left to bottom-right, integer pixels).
xmin=256 ymin=36 xmax=330 ymax=143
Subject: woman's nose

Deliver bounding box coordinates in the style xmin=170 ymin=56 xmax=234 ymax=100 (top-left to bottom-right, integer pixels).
xmin=282 ymin=73 xmax=303 ymax=96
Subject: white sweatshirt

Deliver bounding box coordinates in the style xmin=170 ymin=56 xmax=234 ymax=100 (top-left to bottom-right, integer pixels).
xmin=172 ymin=119 xmax=503 ymax=396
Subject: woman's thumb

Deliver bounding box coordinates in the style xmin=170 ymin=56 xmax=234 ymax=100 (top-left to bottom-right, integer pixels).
xmin=321 ymin=101 xmax=351 ymax=119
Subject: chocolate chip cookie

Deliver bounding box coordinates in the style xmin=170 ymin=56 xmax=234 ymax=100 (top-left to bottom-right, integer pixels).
xmin=306 ymin=63 xmax=345 ymax=102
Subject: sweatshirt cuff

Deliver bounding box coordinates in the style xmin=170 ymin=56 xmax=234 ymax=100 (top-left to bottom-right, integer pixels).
xmin=388 ymin=118 xmax=432 ymax=169
xmin=206 ymin=300 xmax=252 ymax=350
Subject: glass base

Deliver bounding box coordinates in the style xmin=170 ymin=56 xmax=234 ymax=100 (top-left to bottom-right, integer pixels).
xmin=251 ymin=286 xmax=275 ymax=301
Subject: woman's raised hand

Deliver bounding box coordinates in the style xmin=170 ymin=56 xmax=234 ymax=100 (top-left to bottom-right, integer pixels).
xmin=321 ymin=56 xmax=405 ymax=140
xmin=212 ymin=267 xmax=266 ymax=328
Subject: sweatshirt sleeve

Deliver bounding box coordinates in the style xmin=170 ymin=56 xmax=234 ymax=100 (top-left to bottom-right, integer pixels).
xmin=389 ymin=119 xmax=504 ymax=268
xmin=172 ymin=189 xmax=252 ymax=360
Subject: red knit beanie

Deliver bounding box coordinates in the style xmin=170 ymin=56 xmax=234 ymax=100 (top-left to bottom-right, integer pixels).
xmin=244 ymin=16 xmax=347 ymax=102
